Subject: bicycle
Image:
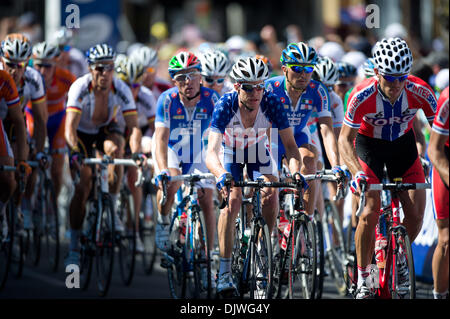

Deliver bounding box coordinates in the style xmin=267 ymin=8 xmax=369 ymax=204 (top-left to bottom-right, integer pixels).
xmin=159 ymin=172 xmax=215 ymax=299
xmin=75 ymin=155 xmax=139 ymax=297
xmin=272 ymin=171 xmax=340 ymax=299
xmin=352 ymin=178 xmax=430 ymax=299
xmin=23 ymin=156 xmax=60 ymax=273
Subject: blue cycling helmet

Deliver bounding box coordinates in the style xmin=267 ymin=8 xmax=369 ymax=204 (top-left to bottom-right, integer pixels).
xmin=280 ymin=42 xmax=318 ymax=66
xmin=86 ymin=43 xmax=115 ymax=65
xmin=336 ymin=61 xmax=357 ymax=78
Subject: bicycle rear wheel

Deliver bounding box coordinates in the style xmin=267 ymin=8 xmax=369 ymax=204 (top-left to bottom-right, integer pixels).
xmin=117 ymin=187 xmax=136 ymax=286
xmin=95 ymin=194 xmax=115 ymax=297
xmin=43 ymin=180 xmax=59 ymax=272
xmin=0 ymin=201 xmax=14 ymax=289
xmin=289 ymin=217 xmax=317 ymax=299
xmin=322 ymin=199 xmax=347 ymax=295
xmin=249 ymin=219 xmax=273 ymax=299
xmin=190 ymin=210 xmax=212 ymax=299
xmin=390 ymin=227 xmax=416 ymax=299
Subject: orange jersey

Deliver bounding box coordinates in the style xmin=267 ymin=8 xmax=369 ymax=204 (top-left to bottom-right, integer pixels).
xmin=46 ymin=67 xmax=76 ymax=114
xmin=0 ymin=69 xmax=20 ymax=114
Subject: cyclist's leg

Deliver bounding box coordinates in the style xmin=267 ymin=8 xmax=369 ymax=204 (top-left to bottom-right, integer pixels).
xmin=0 ymin=124 xmax=16 ymax=209
xmin=47 ymin=110 xmax=66 ymax=198
xmin=431 ymin=167 xmax=449 ymax=298
xmin=299 ymin=143 xmax=318 ymax=217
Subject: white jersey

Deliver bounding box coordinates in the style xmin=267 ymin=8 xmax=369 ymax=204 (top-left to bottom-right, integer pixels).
xmin=66 ymin=73 xmax=137 ymax=134
xmin=116 ymin=85 xmax=156 ymax=132
xmin=329 ymin=90 xmax=344 ymax=128
xmin=0 ymin=66 xmax=46 ymax=119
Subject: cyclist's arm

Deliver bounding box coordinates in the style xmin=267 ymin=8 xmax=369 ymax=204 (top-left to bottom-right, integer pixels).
xmin=206 ymin=130 xmax=228 ymax=178
xmin=31 ymin=98 xmax=48 ymax=153
xmin=428 ymin=131 xmax=449 ymax=187
xmin=64 ymin=109 xmax=81 ymax=152
xmin=154 ymin=126 xmax=170 ymax=172
xmin=338 ymin=124 xmax=362 ymax=177
xmin=278 ymin=126 xmax=301 ymax=174
xmin=413 ymin=116 xmax=426 ymax=157
xmin=124 ymin=114 xmax=142 ymax=154
xmin=318 ymin=115 xmax=340 ymax=167
xmin=8 ymin=104 xmax=28 ymax=161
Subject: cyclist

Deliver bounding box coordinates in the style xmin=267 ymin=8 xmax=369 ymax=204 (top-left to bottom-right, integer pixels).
xmin=199 ymin=50 xmax=233 ymax=96
xmin=26 ymin=41 xmax=76 ymax=202
xmin=1 ymin=33 xmax=48 ymax=230
xmin=130 ymin=46 xmax=172 ymax=101
xmin=206 ymin=57 xmax=303 ymax=295
xmin=52 ymin=27 xmax=89 ymax=78
xmin=64 ymin=44 xmax=143 ymax=267
xmin=335 ymin=61 xmax=357 ymax=109
xmin=428 ymin=86 xmax=449 ymax=299
xmin=339 ymin=37 xmax=437 ymax=299
xmin=265 ymin=42 xmax=343 ymax=220
xmin=152 ymin=51 xmax=219 ymax=279
xmin=115 ymin=55 xmax=156 ymax=253
xmin=0 ymin=70 xmax=29 ymax=225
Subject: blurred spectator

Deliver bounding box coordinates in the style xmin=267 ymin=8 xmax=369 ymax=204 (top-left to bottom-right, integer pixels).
xmin=435 ymin=68 xmax=449 ymax=93
xmin=424 ymin=51 xmax=449 ymax=87
xmin=384 ymin=22 xmax=408 ymax=39
xmin=284 ymin=24 xmax=303 ymax=44
xmin=410 ymin=59 xmax=434 ymax=87
xmin=308 ymin=36 xmax=326 ymax=52
xmin=259 ymin=24 xmax=283 ymax=71
xmin=16 ymin=12 xmax=42 ymax=44
xmin=319 ymin=41 xmax=345 ymax=62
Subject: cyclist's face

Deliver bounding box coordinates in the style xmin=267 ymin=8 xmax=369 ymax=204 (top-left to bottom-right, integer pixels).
xmin=142 ymin=67 xmax=156 ymax=88
xmin=90 ymin=61 xmax=114 ymax=90
xmin=202 ymin=75 xmax=225 ymax=94
xmin=2 ymin=58 xmax=27 ymax=86
xmin=334 ymin=76 xmax=355 ymax=99
xmin=375 ymin=69 xmax=406 ymax=101
xmin=172 ymin=68 xmax=201 ymax=99
xmin=235 ymin=81 xmax=265 ymax=110
xmin=34 ymin=60 xmax=56 ymax=87
xmin=283 ymin=64 xmax=313 ymax=90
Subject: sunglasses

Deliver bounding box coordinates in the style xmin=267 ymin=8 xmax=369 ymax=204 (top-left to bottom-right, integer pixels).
xmin=90 ymin=64 xmax=114 ymax=73
xmin=203 ymin=77 xmax=225 ymax=85
xmin=35 ymin=62 xmax=54 ymax=68
xmin=128 ymin=82 xmax=141 ymax=89
xmin=4 ymin=60 xmax=27 ymax=69
xmin=288 ymin=64 xmax=314 ymax=74
xmin=58 ymin=45 xmax=71 ymax=52
xmin=336 ymin=81 xmax=354 ymax=87
xmin=239 ymin=83 xmax=265 ymax=92
xmin=173 ymin=71 xmax=200 ymax=82
xmin=381 ymin=73 xmax=408 ymax=82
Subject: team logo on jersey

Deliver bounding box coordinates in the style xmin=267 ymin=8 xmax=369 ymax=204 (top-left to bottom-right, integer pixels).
xmin=284 ymin=104 xmax=289 ymax=109
xmin=171 ymin=92 xmax=177 ymax=98
xmin=173 ymin=115 xmax=185 ymax=120
xmin=274 ymin=81 xmax=280 ymax=87
xmin=437 ymin=103 xmax=449 ymax=127
xmin=364 ymin=114 xmax=415 ymax=126
xmin=280 ymin=97 xmax=285 ymax=103
xmin=374 ymin=111 xmax=384 ymax=118
xmin=204 ymin=91 xmax=210 ymax=97
xmin=309 ymin=82 xmax=316 ymax=89
xmin=347 ymin=85 xmax=376 ymax=121
xmin=177 ymin=108 xmax=182 ymax=115
xmin=196 ymin=114 xmax=208 ymax=120
xmin=405 ymin=81 xmax=437 ymax=111
xmin=197 ymin=107 xmax=207 ymax=113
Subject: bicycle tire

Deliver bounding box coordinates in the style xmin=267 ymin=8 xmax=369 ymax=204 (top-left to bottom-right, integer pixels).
xmin=167 ymin=213 xmax=188 ymax=299
xmin=231 ymin=207 xmax=245 ymax=298
xmin=390 ymin=228 xmax=416 ymax=299
xmin=0 ymin=200 xmax=14 ymax=290
xmin=190 ymin=209 xmax=212 ymax=299
xmin=289 ymin=217 xmax=317 ymax=299
xmin=117 ymin=186 xmax=136 ymax=286
xmin=314 ymin=214 xmax=324 ymax=299
xmin=43 ymin=179 xmax=60 ymax=272
xmin=95 ymin=194 xmax=115 ymax=297
xmin=79 ymin=200 xmax=96 ymax=290
xmin=322 ymin=199 xmax=347 ymax=296
xmin=10 ymin=204 xmax=24 ymax=279
xmin=249 ymin=220 xmax=273 ymax=299
xmin=141 ymin=194 xmax=157 ymax=275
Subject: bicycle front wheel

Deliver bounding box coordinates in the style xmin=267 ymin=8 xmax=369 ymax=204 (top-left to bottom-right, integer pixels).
xmin=249 ymin=220 xmax=273 ymax=299
xmin=289 ymin=218 xmax=317 ymax=299
xmin=95 ymin=194 xmax=115 ymax=297
xmin=390 ymin=228 xmax=416 ymax=299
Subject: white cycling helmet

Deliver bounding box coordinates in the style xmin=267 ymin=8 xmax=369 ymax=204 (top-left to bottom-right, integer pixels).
xmin=131 ymin=46 xmax=158 ymax=68
xmin=1 ymin=33 xmax=32 ymax=61
xmin=86 ymin=43 xmax=116 ymax=65
xmin=199 ymin=50 xmax=229 ymax=77
xmin=115 ymin=55 xmax=144 ymax=84
xmin=373 ymin=37 xmax=413 ymax=75
xmin=32 ymin=42 xmax=60 ymax=61
xmin=230 ymin=57 xmax=269 ymax=83
xmin=313 ymin=56 xmax=339 ymax=86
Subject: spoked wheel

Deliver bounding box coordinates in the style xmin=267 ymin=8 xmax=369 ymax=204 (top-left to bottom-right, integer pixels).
xmin=189 ymin=211 xmax=212 ymax=299
xmin=95 ymin=194 xmax=115 ymax=297
xmin=230 ymin=209 xmax=245 ymax=298
xmin=390 ymin=227 xmax=416 ymax=299
xmin=313 ymin=214 xmax=324 ymax=299
xmin=322 ymin=200 xmax=347 ymax=296
xmin=0 ymin=201 xmax=14 ymax=289
xmin=289 ymin=217 xmax=317 ymax=299
xmin=117 ymin=188 xmax=136 ymax=286
xmin=43 ymin=181 xmax=60 ymax=272
xmin=249 ymin=220 xmax=273 ymax=299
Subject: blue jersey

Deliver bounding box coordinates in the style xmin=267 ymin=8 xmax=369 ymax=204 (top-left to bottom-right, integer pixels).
xmin=265 ymin=76 xmax=331 ymax=164
xmin=155 ymin=86 xmax=219 ymax=165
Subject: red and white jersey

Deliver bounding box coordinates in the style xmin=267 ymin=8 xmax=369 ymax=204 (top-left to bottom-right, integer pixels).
xmin=344 ymin=75 xmax=437 ymax=141
xmin=431 ymin=86 xmax=449 ymax=148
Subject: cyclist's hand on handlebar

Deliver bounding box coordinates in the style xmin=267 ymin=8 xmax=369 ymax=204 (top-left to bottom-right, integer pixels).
xmin=155 ymin=169 xmax=171 ymax=188
xmin=420 ymin=156 xmax=430 ymax=178
xmin=132 ymin=152 xmax=148 ymax=168
xmin=216 ymin=172 xmax=233 ymax=198
xmin=16 ymin=160 xmax=32 ymax=177
xmin=292 ymin=172 xmax=308 ymax=191
xmin=350 ymin=170 xmax=368 ymax=195
xmin=69 ymin=151 xmax=84 ymax=172
xmin=35 ymin=151 xmax=49 ymax=169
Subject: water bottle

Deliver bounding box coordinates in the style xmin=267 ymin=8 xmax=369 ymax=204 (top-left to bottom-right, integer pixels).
xmin=241 ymin=228 xmax=251 ymax=257
xmin=375 ymin=213 xmax=387 ymax=269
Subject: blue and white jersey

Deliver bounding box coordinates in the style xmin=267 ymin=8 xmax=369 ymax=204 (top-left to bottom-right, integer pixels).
xmin=155 ymin=86 xmax=219 ymax=165
xmin=265 ymin=76 xmax=331 ymax=164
